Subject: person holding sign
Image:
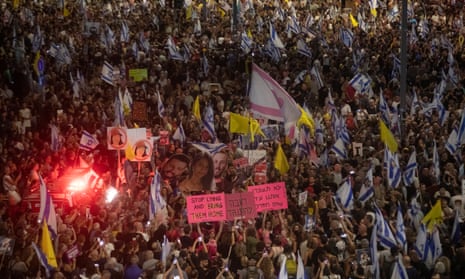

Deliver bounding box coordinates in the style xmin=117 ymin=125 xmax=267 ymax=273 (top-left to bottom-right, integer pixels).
xmin=178 ymin=152 xmax=214 ymax=195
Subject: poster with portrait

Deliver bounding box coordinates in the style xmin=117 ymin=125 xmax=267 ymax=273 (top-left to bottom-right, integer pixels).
xmin=126 ymin=128 xmax=152 ymax=162
xmin=107 ymin=127 xmax=128 ymax=150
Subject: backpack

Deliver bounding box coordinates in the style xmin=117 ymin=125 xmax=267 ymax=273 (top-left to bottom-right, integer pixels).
xmin=286 ymin=255 xmax=297 ymax=276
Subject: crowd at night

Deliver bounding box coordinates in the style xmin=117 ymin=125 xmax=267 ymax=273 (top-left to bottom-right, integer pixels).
xmin=1 ymin=0 xmax=465 ymax=278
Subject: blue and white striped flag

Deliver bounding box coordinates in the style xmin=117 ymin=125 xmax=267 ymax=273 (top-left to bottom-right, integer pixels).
xmin=388 ymin=4 xmax=399 ymax=22
xmin=172 ymin=122 xmax=186 ymax=144
xmin=31 ymin=242 xmax=54 ymax=278
xmin=201 ymin=54 xmax=209 ymax=77
xmin=167 ymin=36 xmax=184 ymax=61
xmin=149 ymin=171 xmax=166 ymax=221
xmin=445 ymin=127 xmax=460 ymax=161
xmin=270 ymin=22 xmax=285 ymax=49
xmin=418 ymin=19 xmax=429 ymax=39
xmin=386 ymin=148 xmax=401 ymax=188
xmin=101 ymin=61 xmax=114 ymax=85
xmin=424 ymin=229 xmax=442 ymax=269
xmin=457 ymin=110 xmax=465 ymax=145
xmin=296 ymin=127 xmax=310 ymax=157
xmin=310 ymin=65 xmax=324 ymax=89
xmin=374 ymin=204 xmax=397 ymax=249
xmin=38 ymin=175 xmax=57 ymax=238
xmin=379 ymin=91 xmax=391 ymax=126
xmin=287 ymin=16 xmax=301 ymax=34
xmin=349 ymin=72 xmax=372 ymax=96
xmin=396 ymin=204 xmax=407 ymax=254
xmin=190 ymin=142 xmax=227 ymax=154
xmin=410 ymin=89 xmax=422 ymax=116
xmin=391 ymin=257 xmax=409 ymax=279
xmin=120 ymin=21 xmax=129 ymax=42
xmin=392 ymin=55 xmax=401 ymax=78
xmin=50 ymin=124 xmax=60 ymax=152
xmin=415 ymin=223 xmax=427 ymax=259
xmin=32 ymin=25 xmax=43 ymax=53
xmin=340 ymin=28 xmax=353 ymax=48
xmin=79 ymin=130 xmax=99 ymax=151
xmin=161 ymin=235 xmax=171 ymax=267
xmin=370 ymin=221 xmax=380 ymax=279
xmin=331 ymin=138 xmax=347 ymax=160
xmin=358 ymin=167 xmax=374 ymax=204
xmin=451 ymin=210 xmax=462 ymax=245
xmin=114 ymin=92 xmax=125 ymax=127
xmin=403 ymin=151 xmax=417 ymax=186
xmin=296 ymin=39 xmax=312 ymax=58
xmin=336 ymin=178 xmax=354 ymax=210
xmin=157 ymin=91 xmax=165 ymax=118
xmin=240 ymin=31 xmax=253 ymax=54
xmin=433 ymin=140 xmax=440 ymax=182
xmin=202 ymin=105 xmax=216 ymax=141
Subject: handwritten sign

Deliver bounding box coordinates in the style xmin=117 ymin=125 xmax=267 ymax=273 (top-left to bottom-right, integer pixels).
xmin=225 ymin=192 xmax=257 ymax=220
xmin=128 ymin=68 xmax=148 ymax=82
xmin=248 ymin=182 xmax=288 ymax=212
xmin=186 ymin=193 xmax=226 ymax=223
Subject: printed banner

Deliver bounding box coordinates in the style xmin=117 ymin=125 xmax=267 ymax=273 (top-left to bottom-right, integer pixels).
xmin=225 ymin=192 xmax=257 ymax=220
xmin=248 ymin=182 xmax=288 ymax=212
xmin=107 ymin=127 xmax=128 ymax=150
xmin=186 ymin=193 xmax=226 ymax=223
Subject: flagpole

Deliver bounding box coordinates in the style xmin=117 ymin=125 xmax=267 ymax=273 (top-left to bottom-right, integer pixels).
xmin=399 ymin=0 xmax=408 ymax=140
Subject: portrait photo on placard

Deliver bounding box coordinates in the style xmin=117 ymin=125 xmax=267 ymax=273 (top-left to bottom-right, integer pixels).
xmin=107 ymin=127 xmax=127 ymax=150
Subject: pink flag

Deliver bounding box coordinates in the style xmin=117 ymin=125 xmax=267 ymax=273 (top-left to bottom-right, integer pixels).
xmin=249 ymin=63 xmax=301 ymax=123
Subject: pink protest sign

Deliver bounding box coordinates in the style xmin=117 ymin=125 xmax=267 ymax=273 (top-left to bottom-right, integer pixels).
xmin=225 ymin=192 xmax=257 ymax=220
xmin=186 ymin=193 xmax=226 ymax=223
xmin=248 ymin=182 xmax=288 ymax=212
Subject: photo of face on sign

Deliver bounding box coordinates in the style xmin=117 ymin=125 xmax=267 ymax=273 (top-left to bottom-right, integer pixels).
xmin=133 ymin=140 xmax=152 ymax=161
xmin=107 ymin=127 xmax=127 ymax=150
xmin=160 ymin=153 xmax=191 ymax=183
xmin=178 ymin=152 xmax=215 ymax=196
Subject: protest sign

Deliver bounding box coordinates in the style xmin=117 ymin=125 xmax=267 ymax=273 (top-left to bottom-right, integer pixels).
xmin=248 ymin=182 xmax=288 ymax=212
xmin=128 ymin=68 xmax=148 ymax=82
xmin=64 ymin=245 xmax=80 ymax=260
xmin=225 ymin=192 xmax=257 ymax=220
xmin=186 ymin=193 xmax=226 ymax=223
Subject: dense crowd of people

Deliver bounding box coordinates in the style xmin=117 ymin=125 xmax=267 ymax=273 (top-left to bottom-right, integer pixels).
xmin=1 ymin=0 xmax=465 ymax=278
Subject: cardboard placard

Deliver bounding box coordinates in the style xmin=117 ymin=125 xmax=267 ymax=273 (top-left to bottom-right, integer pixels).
xmin=248 ymin=182 xmax=288 ymax=212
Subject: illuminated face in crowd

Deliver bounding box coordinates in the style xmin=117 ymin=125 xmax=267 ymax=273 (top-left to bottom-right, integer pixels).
xmin=162 ymin=158 xmax=189 ymax=179
xmin=193 ymin=157 xmax=209 ymax=178
xmin=213 ymin=152 xmax=228 ymax=178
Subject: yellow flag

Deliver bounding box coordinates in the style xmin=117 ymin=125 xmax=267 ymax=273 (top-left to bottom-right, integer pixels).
xmin=13 ymin=0 xmax=20 ymax=9
xmin=40 ymin=220 xmax=58 ymax=268
xmin=379 ymin=120 xmax=398 ymax=153
xmin=63 ymin=7 xmax=70 ymax=17
xmin=33 ymin=51 xmax=41 ymax=76
xmin=229 ymin=113 xmax=265 ymax=143
xmin=274 ymin=144 xmax=289 ymax=175
xmin=296 ymin=106 xmax=315 ymax=135
xmin=125 ymin=141 xmax=135 ymax=161
xmin=247 ymin=29 xmax=253 ymax=39
xmin=370 ymin=8 xmax=377 ymax=17
xmin=229 ymin=113 xmax=250 ymax=134
xmin=186 ymin=5 xmax=192 ymax=20
xmin=422 ymin=200 xmax=443 ymax=232
xmin=217 ymin=7 xmax=226 ymax=18
xmin=349 ymin=13 xmax=359 ymax=28
xmin=192 ymin=95 xmax=201 ymax=121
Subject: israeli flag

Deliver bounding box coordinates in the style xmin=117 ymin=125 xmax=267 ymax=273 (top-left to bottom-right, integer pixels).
xmin=156 ymin=91 xmax=165 ymax=118
xmin=396 ymin=204 xmax=407 ymax=253
xmin=201 ymin=54 xmax=209 ymax=77
xmin=241 ymin=31 xmax=253 ymax=54
xmin=391 ymin=257 xmax=409 ymax=279
xmin=270 ymin=22 xmax=285 ymax=49
xmin=340 ymin=28 xmax=353 ymax=48
xmin=202 ymin=105 xmax=216 ymax=141
xmin=79 ymin=130 xmax=99 ymax=151
xmin=101 ymin=61 xmax=114 ymax=85
xmin=172 ymin=122 xmax=186 ymax=144
xmin=296 ymin=39 xmax=312 ymax=58
xmin=445 ymin=127 xmax=459 ymax=158
xmin=190 ymin=142 xmax=227 ymax=154
xmin=403 ymin=151 xmax=417 ymax=186
xmin=331 ymin=138 xmax=347 ymax=160
xmin=120 ymin=21 xmax=130 ymax=42
xmin=336 ymin=179 xmax=354 ymax=210
xmin=349 ymin=72 xmax=372 ymax=95
xmin=374 ymin=204 xmax=397 ymax=249
xmin=287 ymin=16 xmax=301 ymax=34
xmin=370 ymin=222 xmax=380 ymax=279
xmin=38 ymin=175 xmax=57 ymax=238
xmin=310 ymin=65 xmax=324 ymax=89
xmin=386 ymin=148 xmax=401 ymax=188
xmin=166 ymin=36 xmax=184 ymax=61
xmin=358 ymin=167 xmax=374 ymax=204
